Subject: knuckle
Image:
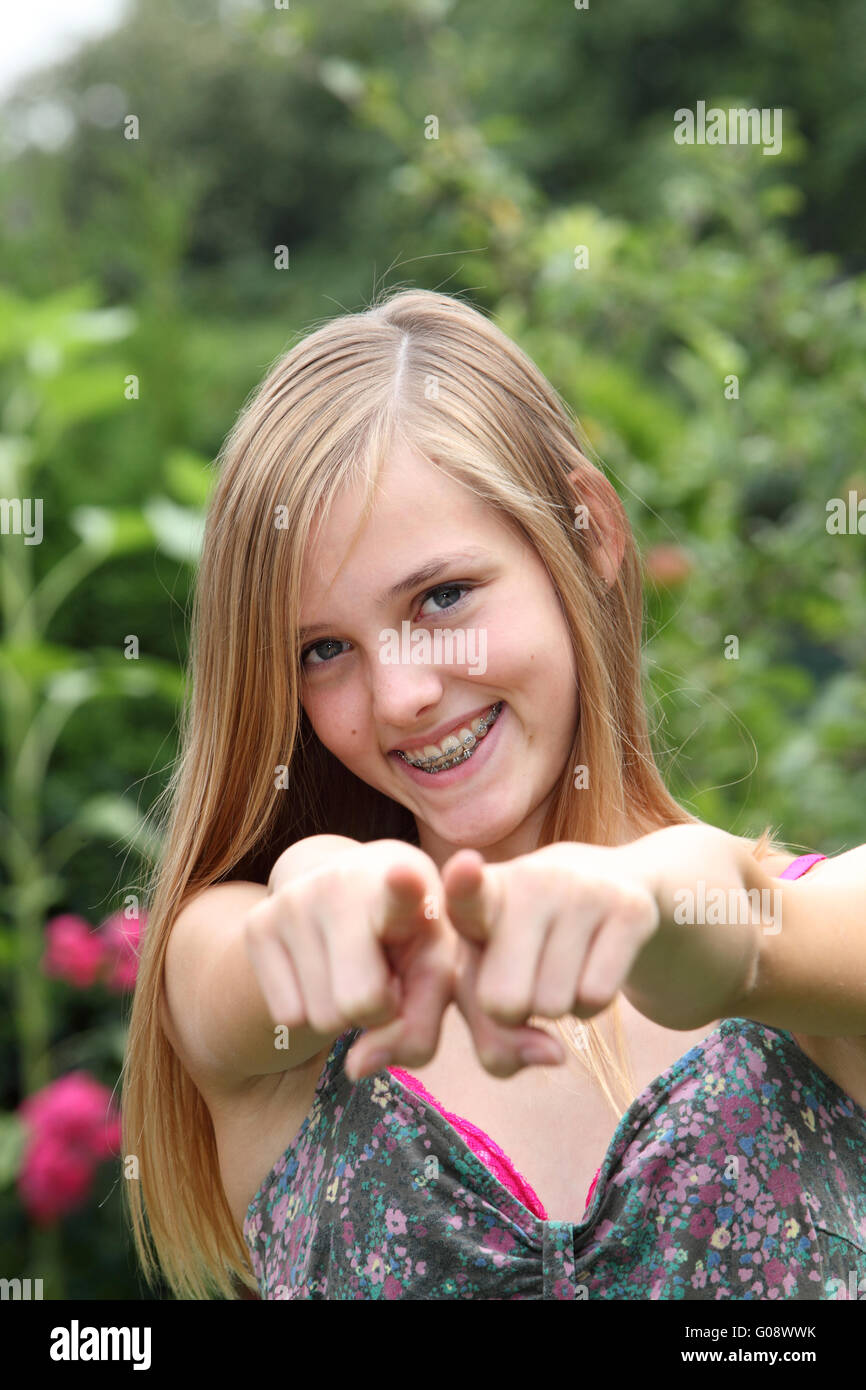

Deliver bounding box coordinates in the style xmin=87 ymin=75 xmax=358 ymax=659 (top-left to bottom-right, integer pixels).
xmin=620 ymin=887 xmax=653 ymax=919
xmin=243 ymin=909 xmax=271 ymax=946
xmin=272 ymin=879 xmax=299 ymax=908
xmin=322 ymin=860 xmax=352 ymax=894
xmin=478 ymin=987 xmax=528 ymax=1025
xmin=337 ymin=983 xmax=389 ymax=1020
xmin=305 ymin=1000 xmax=346 ymax=1034
xmin=534 ymin=986 xmax=572 ymax=1017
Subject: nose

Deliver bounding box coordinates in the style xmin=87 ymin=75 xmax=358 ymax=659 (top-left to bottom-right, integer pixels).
xmin=369 ymin=651 xmax=447 ymax=745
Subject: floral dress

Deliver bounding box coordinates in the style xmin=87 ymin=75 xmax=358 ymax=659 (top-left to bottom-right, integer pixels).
xmin=243 ymin=853 xmax=866 ymax=1299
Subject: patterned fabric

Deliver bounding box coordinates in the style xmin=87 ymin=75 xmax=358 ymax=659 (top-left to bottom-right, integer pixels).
xmin=386 ymin=1062 xmax=551 ymax=1220
xmin=243 ymin=850 xmax=866 ymax=1299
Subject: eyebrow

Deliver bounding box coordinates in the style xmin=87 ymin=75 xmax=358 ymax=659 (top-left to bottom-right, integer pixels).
xmin=297 ymin=548 xmax=491 ymax=641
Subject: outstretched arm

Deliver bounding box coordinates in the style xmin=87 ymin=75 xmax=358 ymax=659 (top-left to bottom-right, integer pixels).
xmin=624 ymin=825 xmax=866 ymax=1037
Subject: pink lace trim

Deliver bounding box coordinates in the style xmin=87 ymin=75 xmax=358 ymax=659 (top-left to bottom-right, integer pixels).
xmin=388 ymin=1063 xmax=554 ymax=1219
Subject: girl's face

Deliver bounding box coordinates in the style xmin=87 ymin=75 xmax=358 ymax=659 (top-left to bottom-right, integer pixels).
xmin=297 ymin=442 xmax=580 ymax=869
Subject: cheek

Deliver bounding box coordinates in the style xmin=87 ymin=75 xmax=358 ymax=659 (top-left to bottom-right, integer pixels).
xmin=305 ymin=690 xmax=367 ymax=759
xmin=300 ymin=689 xmax=338 ymax=744
xmin=494 ymin=615 xmax=546 ymax=674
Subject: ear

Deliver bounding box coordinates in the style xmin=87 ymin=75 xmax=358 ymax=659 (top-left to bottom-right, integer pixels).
xmin=567 ymin=454 xmax=628 ymax=588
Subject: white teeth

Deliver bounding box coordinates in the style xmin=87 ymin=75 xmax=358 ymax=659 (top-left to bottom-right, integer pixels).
xmin=398 ymin=703 xmax=501 ymax=770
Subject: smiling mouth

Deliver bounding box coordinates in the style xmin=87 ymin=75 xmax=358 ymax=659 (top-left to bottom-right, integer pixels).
xmin=394 ymin=702 xmax=503 ymax=773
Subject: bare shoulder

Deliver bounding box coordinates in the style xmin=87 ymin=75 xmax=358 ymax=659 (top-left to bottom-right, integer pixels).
xmin=761 ymin=844 xmax=866 ymax=1108
xmin=757 ymin=849 xmax=808 ymax=877
xmin=162 ymin=878 xmax=335 ymax=1094
xmin=759 ymin=842 xmax=866 ymax=881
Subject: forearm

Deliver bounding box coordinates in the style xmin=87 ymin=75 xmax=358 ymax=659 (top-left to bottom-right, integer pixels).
xmin=619 ymin=824 xmax=766 ymax=1031
xmin=622 ymin=825 xmax=866 ymax=1036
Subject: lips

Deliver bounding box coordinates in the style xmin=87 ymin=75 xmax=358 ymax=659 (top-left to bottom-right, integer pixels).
xmin=389 ymin=702 xmax=500 ymax=756
xmin=393 ymin=702 xmax=503 ymax=771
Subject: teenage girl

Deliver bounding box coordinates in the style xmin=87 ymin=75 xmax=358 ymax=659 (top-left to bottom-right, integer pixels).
xmin=122 ymin=289 xmax=866 ymax=1300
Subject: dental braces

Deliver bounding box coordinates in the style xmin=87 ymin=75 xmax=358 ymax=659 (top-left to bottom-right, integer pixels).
xmin=397 ymin=701 xmax=503 ymax=773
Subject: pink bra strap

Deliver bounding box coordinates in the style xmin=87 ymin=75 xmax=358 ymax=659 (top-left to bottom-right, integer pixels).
xmin=776 ymin=852 xmax=826 ymax=879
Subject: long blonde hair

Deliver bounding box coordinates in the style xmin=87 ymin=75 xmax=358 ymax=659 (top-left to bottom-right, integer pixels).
xmin=121 ymin=287 xmax=788 ymax=1299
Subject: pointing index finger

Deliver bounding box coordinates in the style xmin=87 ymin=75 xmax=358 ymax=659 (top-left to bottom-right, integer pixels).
xmin=442 ymin=849 xmax=497 ymax=944
xmin=374 ymin=863 xmax=433 ymax=945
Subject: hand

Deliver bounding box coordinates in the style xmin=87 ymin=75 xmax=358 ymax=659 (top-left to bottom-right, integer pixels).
xmin=451 ymin=934 xmax=568 ymax=1077
xmin=343 ymin=860 xmax=574 ymax=1081
xmin=244 ymin=838 xmax=457 ymax=1081
xmin=441 ymin=843 xmax=661 ymax=1067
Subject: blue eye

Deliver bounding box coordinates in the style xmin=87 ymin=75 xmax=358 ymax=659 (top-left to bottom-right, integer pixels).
xmin=300 ymin=637 xmax=350 ymax=668
xmin=299 ymin=582 xmax=473 ymax=669
xmin=416 ymin=583 xmax=470 ymax=617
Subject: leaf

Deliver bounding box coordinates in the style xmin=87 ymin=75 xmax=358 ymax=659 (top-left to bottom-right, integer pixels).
xmin=0 ymin=1112 xmax=27 ymax=1189
xmin=318 ymin=58 xmax=365 ymax=104
xmin=69 ymin=505 xmax=154 ymax=556
xmin=39 ymin=366 xmax=131 ymax=426
xmin=163 ymin=448 xmax=215 ymax=508
xmin=66 ymin=307 xmax=136 ymax=345
xmin=43 ymin=656 xmax=184 ymax=705
xmin=0 ymin=641 xmax=82 ymax=683
xmin=0 ymin=434 xmax=37 ymax=490
xmin=142 ymin=496 xmax=204 ymax=564
xmin=73 ymin=794 xmax=163 ymax=858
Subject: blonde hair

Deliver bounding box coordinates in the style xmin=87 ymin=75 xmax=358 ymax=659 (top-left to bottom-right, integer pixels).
xmin=121 ymin=288 xmax=789 ymax=1299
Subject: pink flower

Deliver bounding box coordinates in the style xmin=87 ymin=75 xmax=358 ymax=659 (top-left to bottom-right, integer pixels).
xmin=385 ymin=1206 xmax=407 ymax=1235
xmin=764 ymin=1258 xmax=787 ymax=1287
xmin=688 ymin=1207 xmax=715 ymax=1239
xmin=720 ymin=1095 xmax=763 ymax=1136
xmin=17 ymin=1132 xmax=95 ymax=1224
xmin=42 ymin=915 xmax=106 ymax=988
xmin=97 ymin=909 xmax=145 ymax=991
xmin=644 ymin=544 xmax=693 ymax=588
xmin=17 ymin=1072 xmax=122 ymax=1224
xmin=766 ymin=1164 xmax=800 ymax=1208
xmin=19 ymin=1072 xmax=122 ymax=1158
xmin=363 ymin=1249 xmax=386 ymax=1283
xmin=482 ymin=1226 xmax=516 ymax=1261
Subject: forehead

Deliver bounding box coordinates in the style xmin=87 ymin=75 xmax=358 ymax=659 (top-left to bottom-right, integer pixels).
xmin=299 ymin=448 xmax=511 ymax=609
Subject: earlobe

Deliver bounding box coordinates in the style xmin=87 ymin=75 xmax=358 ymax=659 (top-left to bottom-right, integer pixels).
xmin=567 ymin=454 xmax=628 ymax=588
